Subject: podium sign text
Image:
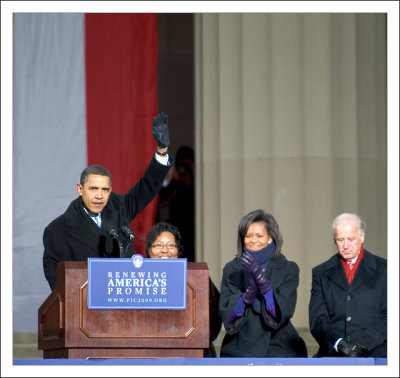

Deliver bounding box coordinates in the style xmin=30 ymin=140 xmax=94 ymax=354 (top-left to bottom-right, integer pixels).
xmin=88 ymin=256 xmax=187 ymax=310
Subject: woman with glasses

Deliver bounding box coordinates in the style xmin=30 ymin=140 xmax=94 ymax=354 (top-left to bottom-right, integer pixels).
xmin=145 ymin=222 xmax=181 ymax=259
xmin=145 ymin=222 xmax=222 ymax=357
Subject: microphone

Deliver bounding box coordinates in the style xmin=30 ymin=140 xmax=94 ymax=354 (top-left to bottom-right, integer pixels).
xmin=120 ymin=225 xmax=135 ymax=240
xmin=107 ymin=226 xmax=119 ymax=239
xmin=107 ymin=226 xmax=124 ymax=258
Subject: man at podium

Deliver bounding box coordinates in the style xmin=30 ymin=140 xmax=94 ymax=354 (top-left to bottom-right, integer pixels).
xmin=42 ymin=113 xmax=173 ymax=290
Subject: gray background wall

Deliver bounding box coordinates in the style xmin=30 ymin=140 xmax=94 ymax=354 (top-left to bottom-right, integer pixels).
xmin=194 ymin=13 xmax=388 ymax=332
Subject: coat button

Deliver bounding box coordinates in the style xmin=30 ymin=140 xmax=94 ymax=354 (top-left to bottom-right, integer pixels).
xmin=347 ymin=295 xmax=351 ymax=301
xmin=347 ymin=316 xmax=352 ymax=322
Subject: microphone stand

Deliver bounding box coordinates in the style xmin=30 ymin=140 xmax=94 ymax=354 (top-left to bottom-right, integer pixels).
xmin=116 ymin=237 xmax=124 ymax=258
xmin=107 ymin=227 xmax=124 ymax=258
xmin=120 ymin=226 xmax=135 ymax=257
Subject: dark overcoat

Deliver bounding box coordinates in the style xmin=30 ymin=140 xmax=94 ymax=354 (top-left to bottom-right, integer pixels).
xmin=309 ymin=249 xmax=387 ymax=356
xmin=219 ymin=253 xmax=307 ymax=357
xmin=43 ymin=156 xmax=172 ymax=290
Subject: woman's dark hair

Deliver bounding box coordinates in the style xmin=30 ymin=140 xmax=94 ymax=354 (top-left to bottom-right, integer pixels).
xmin=145 ymin=222 xmax=183 ymax=257
xmin=236 ymin=209 xmax=283 ymax=259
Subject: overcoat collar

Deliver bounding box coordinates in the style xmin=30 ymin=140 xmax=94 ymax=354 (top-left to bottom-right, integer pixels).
xmin=64 ymin=197 xmax=119 ymax=249
xmin=325 ymin=249 xmax=377 ymax=291
xmin=64 ymin=198 xmax=102 ymax=249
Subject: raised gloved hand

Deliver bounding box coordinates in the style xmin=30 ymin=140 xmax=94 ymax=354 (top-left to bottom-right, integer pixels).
xmin=240 ymin=252 xmax=273 ymax=295
xmin=152 ymin=112 xmax=170 ymax=148
xmin=337 ymin=336 xmax=368 ymax=357
xmin=241 ymin=272 xmax=258 ymax=305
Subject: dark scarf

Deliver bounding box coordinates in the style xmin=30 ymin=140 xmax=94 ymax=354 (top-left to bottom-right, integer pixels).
xmin=243 ymin=241 xmax=276 ymax=269
xmin=243 ymin=242 xmax=276 ymax=313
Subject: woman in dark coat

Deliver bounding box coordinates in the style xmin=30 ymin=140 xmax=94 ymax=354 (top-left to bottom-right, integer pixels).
xmin=146 ymin=222 xmax=222 ymax=357
xmin=219 ymin=209 xmax=307 ymax=357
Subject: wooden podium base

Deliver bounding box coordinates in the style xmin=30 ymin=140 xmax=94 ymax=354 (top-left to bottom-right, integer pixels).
xmin=38 ymin=262 xmax=210 ymax=359
xmin=43 ymin=348 xmax=204 ymax=359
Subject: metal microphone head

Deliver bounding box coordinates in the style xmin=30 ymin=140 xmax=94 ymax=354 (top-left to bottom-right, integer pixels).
xmin=121 ymin=225 xmax=135 ymax=240
xmin=107 ymin=226 xmax=118 ymax=239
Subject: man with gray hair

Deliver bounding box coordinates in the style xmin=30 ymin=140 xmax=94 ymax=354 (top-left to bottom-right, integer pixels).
xmin=309 ymin=213 xmax=387 ymax=357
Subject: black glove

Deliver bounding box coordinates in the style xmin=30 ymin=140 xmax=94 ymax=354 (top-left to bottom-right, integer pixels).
xmin=240 ymin=252 xmax=273 ymax=295
xmin=337 ymin=336 xmax=368 ymax=357
xmin=241 ymin=272 xmax=258 ymax=305
xmin=152 ymin=112 xmax=170 ymax=148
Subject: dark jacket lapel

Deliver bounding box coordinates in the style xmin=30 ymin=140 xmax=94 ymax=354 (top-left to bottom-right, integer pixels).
xmin=348 ymin=250 xmax=377 ymax=292
xmin=65 ymin=198 xmax=103 ymax=249
xmin=325 ymin=254 xmax=349 ymax=292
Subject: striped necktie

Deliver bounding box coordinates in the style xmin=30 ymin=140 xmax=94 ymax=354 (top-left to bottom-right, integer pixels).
xmin=93 ymin=214 xmax=102 ymax=228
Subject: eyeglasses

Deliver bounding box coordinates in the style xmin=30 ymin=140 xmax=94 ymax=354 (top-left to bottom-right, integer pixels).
xmin=151 ymin=243 xmax=177 ymax=250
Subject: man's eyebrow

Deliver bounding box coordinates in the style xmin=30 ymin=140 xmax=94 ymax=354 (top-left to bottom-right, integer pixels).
xmin=88 ymin=185 xmax=110 ymax=189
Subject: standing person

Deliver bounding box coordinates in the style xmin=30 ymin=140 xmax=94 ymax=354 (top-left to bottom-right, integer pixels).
xmin=43 ymin=113 xmax=173 ymax=290
xmin=219 ymin=209 xmax=307 ymax=357
xmin=145 ymin=222 xmax=222 ymax=357
xmin=309 ymin=213 xmax=387 ymax=357
xmin=156 ymin=146 xmax=195 ymax=261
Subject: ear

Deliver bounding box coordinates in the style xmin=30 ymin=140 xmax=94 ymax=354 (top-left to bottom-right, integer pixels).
xmin=360 ymin=232 xmax=365 ymax=244
xmin=77 ymin=184 xmax=83 ymax=196
xmin=268 ymin=237 xmax=273 ymax=244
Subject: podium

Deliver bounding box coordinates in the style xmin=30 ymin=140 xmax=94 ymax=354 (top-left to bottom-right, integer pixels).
xmin=38 ymin=261 xmax=210 ymax=359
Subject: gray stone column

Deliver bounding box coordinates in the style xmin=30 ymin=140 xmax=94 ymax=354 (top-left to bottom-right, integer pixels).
xmin=195 ymin=13 xmax=387 ymax=329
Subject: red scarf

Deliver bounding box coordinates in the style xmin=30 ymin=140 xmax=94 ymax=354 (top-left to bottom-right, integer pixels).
xmin=340 ymin=246 xmax=364 ymax=284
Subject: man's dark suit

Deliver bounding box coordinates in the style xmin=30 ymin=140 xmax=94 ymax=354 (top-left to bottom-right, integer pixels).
xmin=309 ymin=249 xmax=387 ymax=357
xmin=43 ymin=156 xmax=171 ymax=290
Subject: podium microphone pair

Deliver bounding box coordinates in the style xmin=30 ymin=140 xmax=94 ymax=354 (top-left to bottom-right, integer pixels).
xmin=107 ymin=225 xmax=135 ymax=257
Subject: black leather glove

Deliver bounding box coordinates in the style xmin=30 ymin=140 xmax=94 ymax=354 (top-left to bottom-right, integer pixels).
xmin=241 ymin=272 xmax=258 ymax=305
xmin=152 ymin=112 xmax=170 ymax=148
xmin=240 ymin=252 xmax=273 ymax=295
xmin=337 ymin=336 xmax=368 ymax=357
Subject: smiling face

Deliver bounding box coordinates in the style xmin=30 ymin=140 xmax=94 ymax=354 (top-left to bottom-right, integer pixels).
xmin=76 ymin=174 xmax=112 ymax=214
xmin=334 ymin=220 xmax=365 ymax=261
xmin=244 ymin=222 xmax=273 ymax=252
xmin=148 ymin=231 xmax=179 ymax=259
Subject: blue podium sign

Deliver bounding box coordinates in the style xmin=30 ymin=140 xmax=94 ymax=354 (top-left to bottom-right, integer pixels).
xmin=88 ymin=255 xmax=187 ymax=310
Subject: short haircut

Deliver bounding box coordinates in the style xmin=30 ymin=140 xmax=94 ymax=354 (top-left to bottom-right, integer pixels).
xmin=236 ymin=209 xmax=283 ymax=259
xmin=332 ymin=213 xmax=366 ymax=240
xmin=80 ymin=165 xmax=112 ymax=186
xmin=145 ymin=222 xmax=183 ymax=257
